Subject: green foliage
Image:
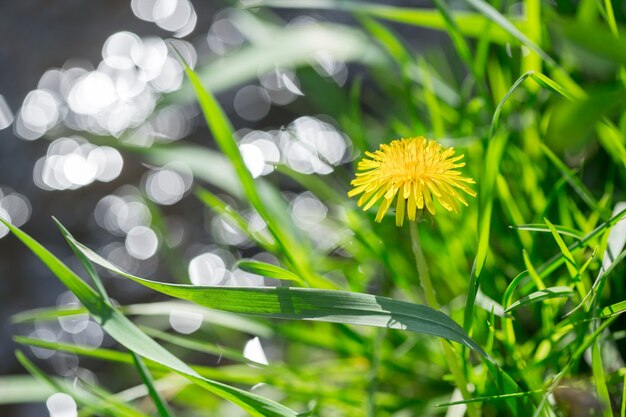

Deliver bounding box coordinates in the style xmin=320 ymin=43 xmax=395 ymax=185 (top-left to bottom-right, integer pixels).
xmin=5 ymin=2 xmax=626 ymax=417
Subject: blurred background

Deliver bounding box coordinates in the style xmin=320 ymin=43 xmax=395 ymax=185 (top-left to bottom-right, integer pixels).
xmin=0 ymin=1 xmax=436 ymax=415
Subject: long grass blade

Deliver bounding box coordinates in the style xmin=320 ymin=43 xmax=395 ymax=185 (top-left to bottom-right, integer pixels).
xmin=131 ymin=352 xmax=175 ymax=417
xmin=504 ymin=286 xmax=574 ymax=314
xmin=67 ymin=232 xmax=490 ymax=359
xmin=175 ymin=51 xmax=325 ymax=288
xmin=2 ymin=219 xmax=303 ymax=417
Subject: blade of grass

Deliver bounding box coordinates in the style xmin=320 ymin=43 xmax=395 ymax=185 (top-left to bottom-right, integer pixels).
xmin=131 ymin=352 xmax=174 ymax=417
xmin=541 ymin=145 xmax=610 ymax=218
xmin=14 ymin=337 xmax=270 ymax=388
xmin=522 ymin=0 xmax=542 ymax=78
xmin=504 ymin=286 xmax=574 ymax=314
xmin=600 ymin=300 xmax=626 ymax=318
xmin=236 ymin=260 xmax=308 ymax=286
xmin=591 ymin=341 xmax=613 ymax=417
xmin=544 ymin=218 xmax=579 ymax=278
xmin=195 ymin=187 xmax=276 ymax=252
xmin=175 ymin=51 xmax=326 ymax=289
xmin=622 ymin=373 xmax=626 ymax=417
xmin=16 ymin=351 xmax=148 ymax=417
xmin=67 ymin=233 xmax=490 ymax=358
xmin=141 ymin=327 xmax=252 ymax=365
xmin=430 ymin=0 xmax=490 ymax=99
xmin=436 ymin=389 xmax=543 ymax=407
xmin=357 ymin=15 xmax=421 ymax=130
xmin=145 ymin=145 xmax=243 ymax=198
xmin=462 ymin=0 xmax=553 ymax=65
xmin=464 ymin=131 xmax=506 ymax=332
xmin=59 ymin=214 xmax=167 ymax=417
xmin=3 ymin=219 xmax=303 ymax=417
xmin=535 ymin=209 xmax=626 ymax=279
xmin=14 ymin=301 xmax=273 ymax=338
xmin=553 ymin=17 xmax=626 ymax=67
xmin=511 ymin=224 xmax=583 ymax=240
xmin=566 ymin=244 xmax=626 ymax=318
xmin=0 ymin=375 xmax=54 ymax=405
xmin=166 ymin=19 xmax=383 ymax=105
xmin=419 ymin=58 xmax=445 ymax=137
xmin=15 ymin=336 xmax=131 ymax=363
xmin=465 ymin=71 xmax=588 ymax=332
xmin=255 ymin=0 xmax=515 ymax=43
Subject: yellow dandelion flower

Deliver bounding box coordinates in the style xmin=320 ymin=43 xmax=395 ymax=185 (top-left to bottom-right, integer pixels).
xmin=348 ymin=137 xmax=476 ymax=226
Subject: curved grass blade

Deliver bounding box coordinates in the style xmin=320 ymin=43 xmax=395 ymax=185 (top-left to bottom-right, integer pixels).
xmin=131 ymin=352 xmax=174 ymax=417
xmin=601 ymin=300 xmax=626 ymax=318
xmin=146 ymin=145 xmax=243 ymax=198
xmin=0 ymin=375 xmax=54 ymax=405
xmin=166 ymin=18 xmax=382 ymax=105
xmin=12 ymin=305 xmax=90 ymax=323
xmin=566 ymin=245 xmax=626 ymax=318
xmin=175 ymin=51 xmax=325 ymax=289
xmin=462 ymin=0 xmax=554 ymax=65
xmin=141 ymin=327 xmax=252 ymax=365
xmin=195 ymin=187 xmax=276 ymax=251
xmin=464 ymin=71 xmax=583 ymax=332
xmin=504 ymin=286 xmax=574 ymax=314
xmin=15 ymin=336 xmax=261 ymax=384
xmin=436 ymin=389 xmax=542 ymax=407
xmin=544 ymin=218 xmax=579 ymax=278
xmin=2 ymin=219 xmax=302 ymax=417
xmin=16 ymin=351 xmax=149 ymax=417
xmin=255 ymin=0 xmax=514 ymax=43
xmin=236 ymin=260 xmax=308 ymax=286
xmin=13 ymin=301 xmax=273 ymax=338
xmin=541 ymin=145 xmax=610 ymax=219
xmin=536 ymin=208 xmax=626 ymax=279
xmin=591 ymin=341 xmax=613 ymax=417
xmin=554 ymin=17 xmax=626 ymax=67
xmin=511 ymin=223 xmax=583 ymax=240
xmin=68 ymin=234 xmax=490 ymax=359
xmin=15 ymin=336 xmax=131 ymax=363
xmin=483 ymin=360 xmax=534 ymax=414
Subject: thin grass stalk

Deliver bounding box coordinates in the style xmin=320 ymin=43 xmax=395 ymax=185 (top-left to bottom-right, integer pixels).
xmin=409 ymin=220 xmax=479 ymax=417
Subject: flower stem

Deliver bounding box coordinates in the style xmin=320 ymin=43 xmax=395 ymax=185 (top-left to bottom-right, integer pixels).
xmin=409 ymin=220 xmax=478 ymax=417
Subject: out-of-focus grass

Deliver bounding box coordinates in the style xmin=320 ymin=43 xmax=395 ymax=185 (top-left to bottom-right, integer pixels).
xmin=3 ymin=1 xmax=626 ymax=417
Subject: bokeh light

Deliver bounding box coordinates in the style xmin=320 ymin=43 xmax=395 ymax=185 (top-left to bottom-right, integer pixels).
xmin=94 ymin=187 xmax=152 ymax=235
xmin=259 ymin=67 xmax=303 ymax=105
xmin=169 ymin=309 xmax=203 ymax=334
xmin=0 ymin=95 xmax=14 ymax=130
xmin=207 ymin=11 xmax=245 ymax=55
xmin=234 ymin=85 xmax=271 ymax=122
xmin=143 ymin=162 xmax=193 ymax=205
xmin=243 ymin=337 xmax=269 ymax=365
xmin=0 ymin=188 xmax=31 ymax=238
xmin=278 ymin=116 xmax=351 ymax=175
xmin=46 ymin=393 xmax=77 ymax=417
xmin=56 ymin=292 xmax=89 ymax=335
xmin=125 ymin=225 xmax=159 ymax=260
xmin=188 ymin=252 xmax=227 ymax=285
xmin=132 ymin=0 xmax=197 ymax=37
xmin=33 ymin=137 xmax=124 ymax=190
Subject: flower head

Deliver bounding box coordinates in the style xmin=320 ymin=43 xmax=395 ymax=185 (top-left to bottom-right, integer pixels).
xmin=348 ymin=137 xmax=476 ymax=226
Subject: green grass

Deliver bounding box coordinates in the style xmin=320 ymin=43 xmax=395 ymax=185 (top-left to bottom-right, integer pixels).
xmin=4 ymin=1 xmax=626 ymax=416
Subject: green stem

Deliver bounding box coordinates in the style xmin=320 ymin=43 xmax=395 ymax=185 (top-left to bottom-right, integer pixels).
xmin=409 ymin=220 xmax=479 ymax=417
xmin=367 ymin=328 xmax=384 ymax=417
